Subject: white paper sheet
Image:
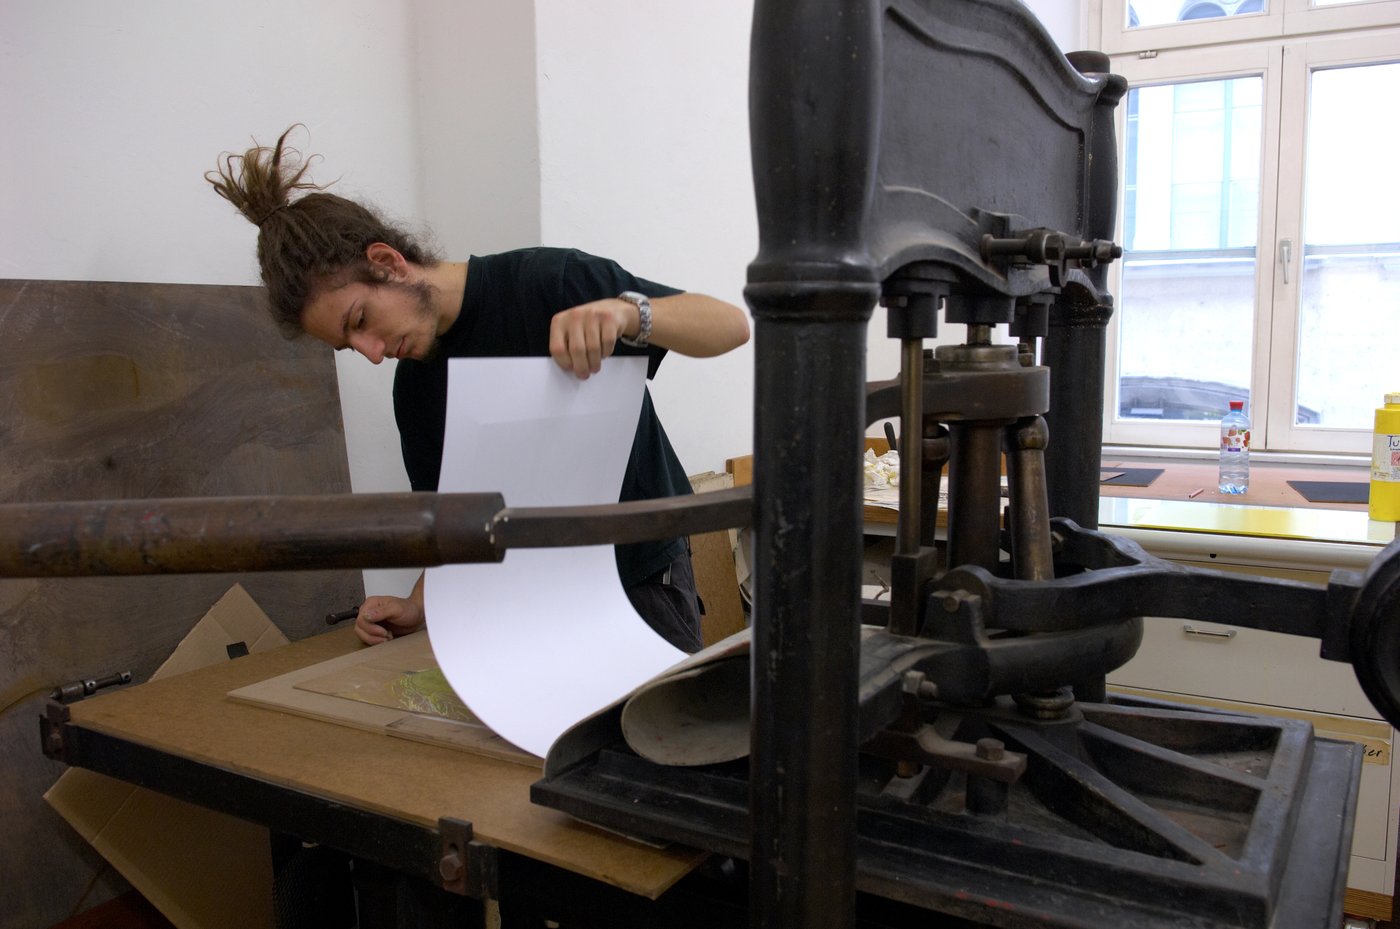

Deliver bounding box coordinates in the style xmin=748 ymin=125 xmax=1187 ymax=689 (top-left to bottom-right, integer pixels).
xmin=424 ymin=357 xmax=686 ymax=757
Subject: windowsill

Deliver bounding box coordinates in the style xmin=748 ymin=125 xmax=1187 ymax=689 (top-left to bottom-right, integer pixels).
xmin=1102 ymin=444 xmax=1371 ymax=470
xmin=1096 ymin=457 xmax=1396 ymax=550
xmin=862 ymin=454 xmax=1396 ymax=553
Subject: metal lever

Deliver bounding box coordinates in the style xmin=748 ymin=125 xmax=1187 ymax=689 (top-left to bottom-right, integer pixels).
xmin=0 ymin=487 xmax=753 ymax=577
xmin=1279 ymin=238 xmax=1292 ymax=284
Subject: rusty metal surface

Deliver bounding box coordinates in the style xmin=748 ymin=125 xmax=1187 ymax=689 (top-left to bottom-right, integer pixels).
xmin=0 ymin=487 xmax=753 ymax=578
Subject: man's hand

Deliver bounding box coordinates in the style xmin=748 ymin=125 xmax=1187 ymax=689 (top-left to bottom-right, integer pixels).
xmin=355 ymin=594 xmax=426 ymax=646
xmin=549 ymin=298 xmax=633 ymax=379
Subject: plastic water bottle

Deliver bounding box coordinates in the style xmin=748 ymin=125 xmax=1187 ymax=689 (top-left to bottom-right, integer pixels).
xmin=1218 ymin=400 xmax=1250 ymax=494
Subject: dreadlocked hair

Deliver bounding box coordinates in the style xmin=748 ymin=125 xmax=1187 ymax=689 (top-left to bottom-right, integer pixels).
xmin=205 ymin=125 xmax=437 ymax=337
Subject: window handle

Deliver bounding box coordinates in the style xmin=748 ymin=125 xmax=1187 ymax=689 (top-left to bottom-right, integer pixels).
xmin=1279 ymin=238 xmax=1292 ymax=284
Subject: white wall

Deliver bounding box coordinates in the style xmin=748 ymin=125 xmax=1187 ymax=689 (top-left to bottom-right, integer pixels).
xmin=533 ymin=0 xmax=757 ymax=476
xmin=0 ymin=2 xmax=422 ymax=285
xmin=1029 ymin=0 xmax=1088 ymax=49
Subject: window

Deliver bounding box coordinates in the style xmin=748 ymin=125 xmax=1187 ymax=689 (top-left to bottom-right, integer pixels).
xmin=1093 ymin=0 xmax=1400 ymax=455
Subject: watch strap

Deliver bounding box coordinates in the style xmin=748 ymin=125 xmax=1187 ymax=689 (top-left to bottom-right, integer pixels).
xmin=618 ymin=291 xmax=653 ymax=348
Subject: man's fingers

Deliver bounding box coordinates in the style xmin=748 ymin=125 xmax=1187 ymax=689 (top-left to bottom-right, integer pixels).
xmin=550 ymin=303 xmax=627 ymax=379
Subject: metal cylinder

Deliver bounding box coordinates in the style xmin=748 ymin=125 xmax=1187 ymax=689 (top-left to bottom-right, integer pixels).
xmin=946 ymin=422 xmax=1006 ymax=572
xmin=1043 ymin=295 xmax=1112 ymax=529
xmin=1006 ymin=416 xmax=1054 ymax=582
xmin=0 ymin=493 xmax=505 ymax=576
xmin=897 ymin=339 xmax=925 ymax=556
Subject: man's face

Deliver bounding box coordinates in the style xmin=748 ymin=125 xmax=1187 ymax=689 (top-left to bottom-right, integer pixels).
xmin=301 ymin=278 xmax=438 ymax=364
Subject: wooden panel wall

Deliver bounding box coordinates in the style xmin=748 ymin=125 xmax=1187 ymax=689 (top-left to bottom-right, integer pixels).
xmin=0 ymin=280 xmax=365 ymax=929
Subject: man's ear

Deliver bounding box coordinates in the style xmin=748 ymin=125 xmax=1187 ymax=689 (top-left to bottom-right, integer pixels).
xmin=364 ymin=242 xmax=409 ymax=281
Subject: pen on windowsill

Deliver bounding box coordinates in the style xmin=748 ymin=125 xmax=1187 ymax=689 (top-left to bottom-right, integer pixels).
xmin=326 ymin=607 xmax=360 ymax=626
xmin=1187 ymin=488 xmax=1205 ymax=499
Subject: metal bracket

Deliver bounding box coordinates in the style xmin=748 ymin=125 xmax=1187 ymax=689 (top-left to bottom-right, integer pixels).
xmin=41 ymin=702 xmax=71 ymax=761
xmin=981 ymin=229 xmax=1122 ymax=288
xmin=437 ymin=817 xmax=497 ymax=900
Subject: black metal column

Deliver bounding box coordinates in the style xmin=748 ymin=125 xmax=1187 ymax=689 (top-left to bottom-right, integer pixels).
xmin=747 ymin=292 xmax=873 ymax=929
xmin=1042 ymin=297 xmax=1113 ymax=530
xmin=1043 ymin=54 xmax=1127 ymax=531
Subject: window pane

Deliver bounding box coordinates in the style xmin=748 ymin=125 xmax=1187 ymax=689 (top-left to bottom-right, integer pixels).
xmin=1295 ymin=61 xmax=1400 ymax=429
xmin=1117 ymin=77 xmax=1262 ymax=424
xmin=1127 ymin=0 xmax=1268 ymax=28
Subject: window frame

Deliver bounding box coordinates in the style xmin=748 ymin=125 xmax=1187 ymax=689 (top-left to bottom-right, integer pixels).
xmin=1094 ymin=0 xmax=1400 ymax=53
xmin=1097 ymin=12 xmax=1400 ymax=456
xmin=1101 ymin=44 xmax=1285 ymax=452
xmin=1266 ymin=30 xmax=1400 ymax=453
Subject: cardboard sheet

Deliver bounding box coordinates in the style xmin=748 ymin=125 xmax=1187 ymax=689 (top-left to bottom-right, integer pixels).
xmin=425 ymin=358 xmax=686 ymax=758
xmin=46 ymin=584 xmax=281 ymax=929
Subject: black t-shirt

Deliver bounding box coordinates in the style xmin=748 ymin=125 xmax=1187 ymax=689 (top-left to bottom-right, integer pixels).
xmin=392 ymin=247 xmax=692 ymax=587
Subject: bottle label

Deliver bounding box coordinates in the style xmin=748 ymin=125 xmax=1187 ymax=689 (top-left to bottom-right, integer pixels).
xmin=1222 ymin=427 xmax=1250 ymax=454
xmin=1374 ymin=433 xmax=1400 ymax=482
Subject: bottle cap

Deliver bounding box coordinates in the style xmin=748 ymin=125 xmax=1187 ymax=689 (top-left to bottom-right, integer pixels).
xmin=1229 ymin=400 xmax=1244 ymax=410
xmin=1386 ymin=392 xmax=1400 ymax=405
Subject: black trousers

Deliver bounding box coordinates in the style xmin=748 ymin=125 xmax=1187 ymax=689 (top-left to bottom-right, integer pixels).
xmin=625 ymin=548 xmax=703 ymax=653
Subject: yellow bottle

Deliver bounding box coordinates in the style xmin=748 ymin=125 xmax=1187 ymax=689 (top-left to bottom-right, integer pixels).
xmin=1371 ymin=392 xmax=1400 ymax=522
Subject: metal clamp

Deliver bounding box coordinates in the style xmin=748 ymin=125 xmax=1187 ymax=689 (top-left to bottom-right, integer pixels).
xmin=437 ymin=817 xmax=498 ymax=899
xmin=41 ymin=702 xmax=71 ymax=760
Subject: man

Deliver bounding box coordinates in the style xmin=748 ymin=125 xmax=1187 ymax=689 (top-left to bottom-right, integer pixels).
xmin=208 ymin=128 xmax=749 ymax=652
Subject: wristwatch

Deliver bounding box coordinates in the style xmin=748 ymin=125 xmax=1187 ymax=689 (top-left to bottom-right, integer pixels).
xmin=618 ymin=291 xmax=652 ymax=348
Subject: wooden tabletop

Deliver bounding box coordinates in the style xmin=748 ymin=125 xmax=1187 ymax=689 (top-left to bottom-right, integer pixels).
xmin=66 ymin=626 xmax=704 ymax=898
xmin=1096 ymin=459 xmax=1370 ymax=510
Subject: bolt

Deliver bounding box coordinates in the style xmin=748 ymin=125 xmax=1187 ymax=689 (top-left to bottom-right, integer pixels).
xmin=940 ymin=590 xmax=975 ymax=613
xmin=975 ymin=738 xmax=1005 ymax=761
xmin=439 ymin=845 xmax=464 ymax=883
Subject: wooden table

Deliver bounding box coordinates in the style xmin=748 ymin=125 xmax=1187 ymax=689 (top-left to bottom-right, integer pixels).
xmin=861 ymin=458 xmax=1376 ymax=529
xmin=53 ymin=627 xmax=704 ymax=909
xmin=1097 ymin=459 xmax=1371 ymax=510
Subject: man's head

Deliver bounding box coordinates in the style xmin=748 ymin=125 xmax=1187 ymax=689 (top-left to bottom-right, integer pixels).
xmin=299 ymin=243 xmax=443 ymax=364
xmin=206 ymin=126 xmax=439 ymax=341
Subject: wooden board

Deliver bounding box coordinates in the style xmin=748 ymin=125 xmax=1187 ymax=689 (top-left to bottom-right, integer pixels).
xmin=0 ymin=279 xmax=365 ymax=929
xmin=229 ymin=633 xmax=538 ymax=768
xmin=687 ymin=471 xmax=747 ymax=647
xmin=66 ymin=627 xmax=705 ymax=899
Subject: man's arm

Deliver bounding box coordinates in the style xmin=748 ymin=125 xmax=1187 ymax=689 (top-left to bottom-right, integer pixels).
xmin=549 ymin=292 xmax=750 ymax=379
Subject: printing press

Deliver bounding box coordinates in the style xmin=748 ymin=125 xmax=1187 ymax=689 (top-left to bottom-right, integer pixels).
xmin=5 ymin=1 xmax=1400 ymax=927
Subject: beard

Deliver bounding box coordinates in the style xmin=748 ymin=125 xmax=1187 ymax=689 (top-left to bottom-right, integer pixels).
xmin=395 ymin=278 xmax=444 ymax=363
